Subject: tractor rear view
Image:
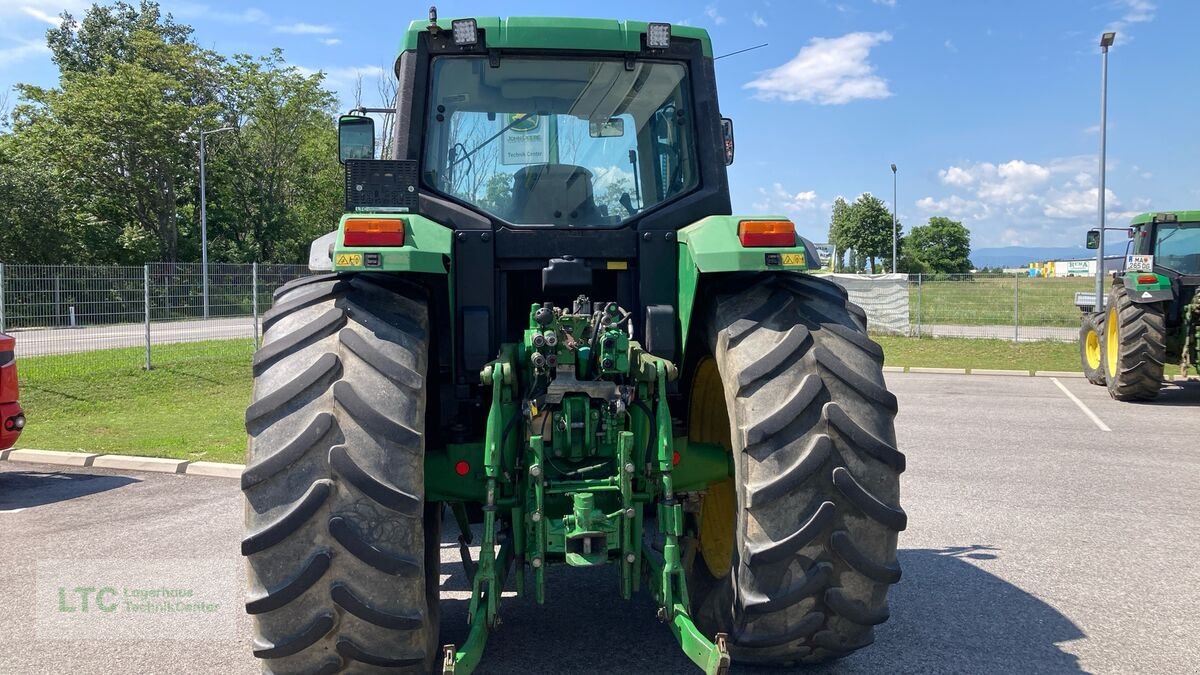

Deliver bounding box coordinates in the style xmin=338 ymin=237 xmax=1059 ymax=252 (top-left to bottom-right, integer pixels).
xmin=241 ymin=13 xmax=905 ymax=673
xmin=1078 ymin=211 xmax=1200 ymax=400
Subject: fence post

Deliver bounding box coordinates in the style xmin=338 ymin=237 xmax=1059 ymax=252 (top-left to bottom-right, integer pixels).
xmin=54 ymin=273 xmax=62 ymax=326
xmin=0 ymin=262 xmax=5 ymax=334
xmin=252 ymin=262 xmax=260 ymax=350
xmin=144 ymin=264 xmax=152 ymax=370
xmin=1013 ymin=273 xmax=1020 ymax=343
xmin=916 ymin=274 xmax=923 ymax=337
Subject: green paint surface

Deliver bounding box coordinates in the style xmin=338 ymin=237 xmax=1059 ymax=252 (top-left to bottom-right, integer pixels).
xmin=401 ymin=16 xmax=714 ymax=57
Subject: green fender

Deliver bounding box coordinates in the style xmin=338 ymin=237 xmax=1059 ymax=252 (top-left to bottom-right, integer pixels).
xmin=676 ymin=216 xmax=819 ymax=354
xmin=1119 ymin=271 xmax=1173 ymax=304
xmin=330 ymin=213 xmax=453 ymax=274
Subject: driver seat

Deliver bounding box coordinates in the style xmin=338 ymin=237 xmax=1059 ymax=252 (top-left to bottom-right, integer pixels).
xmin=509 ymin=164 xmax=600 ymax=225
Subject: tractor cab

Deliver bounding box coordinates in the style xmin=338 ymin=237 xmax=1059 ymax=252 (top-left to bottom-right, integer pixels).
xmin=1128 ymin=211 xmax=1200 ymax=277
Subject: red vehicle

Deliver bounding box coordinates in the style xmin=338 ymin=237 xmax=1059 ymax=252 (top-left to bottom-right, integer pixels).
xmin=0 ymin=333 xmax=24 ymax=450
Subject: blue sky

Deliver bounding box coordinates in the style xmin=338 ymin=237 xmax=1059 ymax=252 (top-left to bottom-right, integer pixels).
xmin=1 ymin=0 xmax=1195 ymax=249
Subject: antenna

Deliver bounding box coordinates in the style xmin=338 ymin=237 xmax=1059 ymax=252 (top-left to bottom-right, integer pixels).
xmin=715 ymin=43 xmax=768 ymax=60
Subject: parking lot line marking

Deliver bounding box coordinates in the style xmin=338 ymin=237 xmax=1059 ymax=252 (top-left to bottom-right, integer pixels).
xmin=1050 ymin=377 xmax=1111 ymax=432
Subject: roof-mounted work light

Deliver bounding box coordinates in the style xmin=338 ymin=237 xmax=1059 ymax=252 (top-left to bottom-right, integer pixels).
xmin=647 ymin=22 xmax=671 ymax=49
xmin=452 ymin=18 xmax=479 ymax=46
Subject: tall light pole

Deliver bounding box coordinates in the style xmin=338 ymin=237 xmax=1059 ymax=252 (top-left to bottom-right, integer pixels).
xmin=1095 ymin=32 xmax=1115 ymax=307
xmin=199 ymin=126 xmax=236 ymax=319
xmin=890 ymin=163 xmax=898 ymax=273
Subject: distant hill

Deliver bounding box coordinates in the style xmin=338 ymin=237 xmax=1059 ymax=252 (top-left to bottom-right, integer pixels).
xmin=971 ymin=245 xmax=1127 ymax=268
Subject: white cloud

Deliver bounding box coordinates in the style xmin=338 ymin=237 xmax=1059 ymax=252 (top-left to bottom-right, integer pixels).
xmin=319 ymin=38 xmax=341 ymax=46
xmin=920 ymin=154 xmax=1150 ymax=246
xmin=745 ymin=31 xmax=892 ymax=105
xmin=593 ymin=165 xmax=636 ymax=192
xmin=751 ymin=11 xmax=767 ymax=28
xmin=939 ymin=166 xmax=974 ymax=187
xmin=705 ymin=4 xmax=726 ymax=25
xmin=1105 ymin=0 xmax=1155 ymax=42
xmin=874 ymin=0 xmax=897 ymax=6
xmin=20 ymin=6 xmax=60 ymax=25
xmin=753 ymin=183 xmax=819 ymax=213
xmin=0 ymin=38 xmax=49 ymax=67
xmin=274 ymin=22 xmax=335 ymax=35
xmin=1043 ymin=187 xmax=1117 ymax=219
xmin=916 ymin=195 xmax=989 ymax=219
xmin=943 ymin=39 xmax=957 ymax=53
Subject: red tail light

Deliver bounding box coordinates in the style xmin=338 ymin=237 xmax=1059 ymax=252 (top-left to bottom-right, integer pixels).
xmin=1136 ymin=274 xmax=1158 ymax=285
xmin=344 ymin=218 xmax=405 ymax=247
xmin=738 ymin=220 xmax=796 ymax=247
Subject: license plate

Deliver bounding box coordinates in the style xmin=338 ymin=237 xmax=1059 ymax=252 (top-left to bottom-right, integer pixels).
xmin=335 ymin=253 xmax=363 ymax=267
xmin=1126 ymin=254 xmax=1153 ymax=272
xmin=781 ymin=253 xmax=805 ymax=267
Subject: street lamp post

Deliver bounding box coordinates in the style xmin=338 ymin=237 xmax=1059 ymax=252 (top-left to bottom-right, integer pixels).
xmin=890 ymin=163 xmax=898 ymax=273
xmin=199 ymin=126 xmax=236 ymax=319
xmin=1095 ymin=32 xmax=1115 ymax=308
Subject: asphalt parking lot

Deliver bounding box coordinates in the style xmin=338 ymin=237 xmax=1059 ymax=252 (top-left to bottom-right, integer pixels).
xmin=1 ymin=372 xmax=1198 ymax=674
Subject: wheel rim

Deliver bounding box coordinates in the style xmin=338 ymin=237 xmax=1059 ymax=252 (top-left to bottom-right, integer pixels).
xmin=1106 ymin=306 xmax=1119 ymax=377
xmin=688 ymin=357 xmax=736 ymax=579
xmin=1085 ymin=326 xmax=1102 ymax=370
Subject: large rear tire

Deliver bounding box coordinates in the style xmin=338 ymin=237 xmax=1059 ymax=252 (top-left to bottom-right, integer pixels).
xmin=688 ymin=273 xmax=906 ymax=665
xmin=1080 ymin=314 xmax=1106 ymax=385
xmin=1103 ymin=284 xmax=1165 ymax=401
xmin=242 ymin=273 xmax=438 ymax=674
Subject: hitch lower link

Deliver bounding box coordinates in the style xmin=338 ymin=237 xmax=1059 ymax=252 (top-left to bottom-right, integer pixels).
xmin=443 ymin=356 xmax=730 ymax=674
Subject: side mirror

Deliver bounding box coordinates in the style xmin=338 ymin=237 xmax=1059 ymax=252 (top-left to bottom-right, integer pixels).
xmin=721 ymin=117 xmax=735 ymax=166
xmin=338 ymin=115 xmax=375 ymax=163
xmin=1085 ymin=229 xmax=1100 ymax=250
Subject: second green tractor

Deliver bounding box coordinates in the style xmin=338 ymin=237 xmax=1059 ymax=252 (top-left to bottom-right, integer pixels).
xmin=1079 ymin=211 xmax=1200 ymax=400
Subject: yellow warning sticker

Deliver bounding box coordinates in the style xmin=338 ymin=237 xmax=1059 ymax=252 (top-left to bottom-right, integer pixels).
xmin=781 ymin=253 xmax=806 ymax=267
xmin=335 ymin=253 xmax=362 ymax=267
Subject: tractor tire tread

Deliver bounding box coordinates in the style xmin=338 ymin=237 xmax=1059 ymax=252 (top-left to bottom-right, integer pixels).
xmin=243 ymin=272 xmax=435 ymax=674
xmin=700 ymin=272 xmax=903 ymax=665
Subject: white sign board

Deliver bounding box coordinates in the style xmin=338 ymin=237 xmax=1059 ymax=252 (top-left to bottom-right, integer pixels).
xmin=501 ymin=113 xmax=550 ymax=165
xmin=1063 ymin=260 xmax=1092 ymax=276
xmin=1126 ymin=254 xmax=1154 ymax=272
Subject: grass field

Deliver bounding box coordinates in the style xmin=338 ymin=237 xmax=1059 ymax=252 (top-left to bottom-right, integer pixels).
xmin=16 ymin=339 xmax=253 ymax=464
xmin=8 ymin=335 xmax=1095 ymax=464
xmin=874 ymin=335 xmax=1080 ymax=372
xmin=910 ymin=275 xmax=1109 ymax=327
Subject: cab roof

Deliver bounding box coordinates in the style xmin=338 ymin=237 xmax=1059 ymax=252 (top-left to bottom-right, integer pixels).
xmin=1130 ymin=210 xmax=1200 ymax=225
xmin=402 ymin=16 xmax=714 ymax=58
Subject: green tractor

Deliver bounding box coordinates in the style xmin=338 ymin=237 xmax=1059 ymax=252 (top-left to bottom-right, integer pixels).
xmin=1078 ymin=211 xmax=1200 ymax=400
xmin=242 ymin=13 xmax=905 ymax=674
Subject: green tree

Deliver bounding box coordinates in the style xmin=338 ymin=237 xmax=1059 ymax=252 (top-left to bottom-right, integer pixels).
xmin=46 ymin=1 xmax=194 ymax=75
xmin=903 ymin=216 xmax=972 ymax=273
xmin=14 ymin=30 xmax=219 ymax=262
xmin=827 ymin=193 xmax=902 ymax=273
xmin=204 ymin=51 xmax=342 ymax=263
xmin=827 ymin=196 xmax=853 ymax=272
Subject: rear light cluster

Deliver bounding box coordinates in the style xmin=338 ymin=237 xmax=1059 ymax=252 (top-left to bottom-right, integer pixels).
xmin=738 ymin=220 xmax=796 ymax=247
xmin=1136 ymin=274 xmax=1159 ymax=285
xmin=3 ymin=414 xmax=24 ymax=432
xmin=344 ymin=218 xmax=405 ymax=247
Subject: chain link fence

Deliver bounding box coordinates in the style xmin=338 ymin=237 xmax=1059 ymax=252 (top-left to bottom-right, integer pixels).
xmin=0 ymin=262 xmax=309 ymax=380
xmin=0 ymin=265 xmax=1106 ymax=384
